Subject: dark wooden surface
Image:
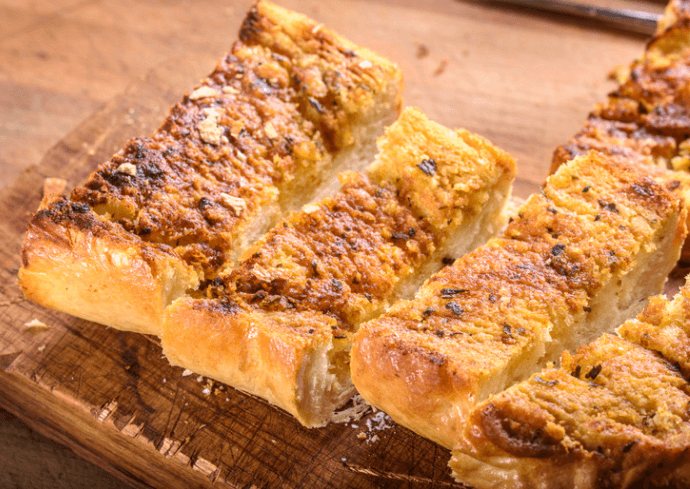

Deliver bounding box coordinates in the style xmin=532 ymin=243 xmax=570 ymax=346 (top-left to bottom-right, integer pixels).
xmin=0 ymin=0 xmax=669 ymax=487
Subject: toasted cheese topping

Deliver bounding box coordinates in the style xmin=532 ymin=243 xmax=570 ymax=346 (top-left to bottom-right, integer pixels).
xmin=238 ymin=0 xmax=400 ymax=150
xmin=215 ymin=172 xmax=435 ymax=329
xmin=58 ymin=0 xmax=401 ymax=281
xmin=471 ymin=333 xmax=690 ymax=459
xmin=367 ymin=108 xmax=516 ymax=232
xmin=552 ymin=16 xmax=690 ymax=174
xmin=454 ymin=276 xmax=690 ymax=488
xmin=204 ymin=108 xmax=516 ymax=333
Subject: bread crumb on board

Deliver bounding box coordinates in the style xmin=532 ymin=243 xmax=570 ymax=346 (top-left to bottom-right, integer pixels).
xmin=42 ymin=178 xmax=67 ymax=199
xmin=24 ymin=318 xmax=49 ymax=331
xmin=433 ymin=58 xmax=448 ymax=76
xmin=352 ymin=411 xmax=395 ymax=444
xmin=416 ymin=43 xmax=429 ymax=58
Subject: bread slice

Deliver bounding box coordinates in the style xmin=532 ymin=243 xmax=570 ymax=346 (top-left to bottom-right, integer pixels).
xmin=451 ymin=280 xmax=690 ymax=489
xmin=19 ymin=0 xmax=402 ymax=335
xmin=552 ymin=0 xmax=690 ymax=173
xmin=550 ymin=1 xmax=690 ymax=261
xmin=161 ymin=107 xmax=517 ymax=427
xmin=351 ymin=151 xmax=687 ymax=449
xmin=554 ymin=0 xmax=690 ymax=174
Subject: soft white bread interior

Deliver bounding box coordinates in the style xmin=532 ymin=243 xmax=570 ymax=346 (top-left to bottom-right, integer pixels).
xmin=19 ymin=0 xmax=403 ymax=336
xmin=451 ymin=278 xmax=690 ymax=489
xmin=162 ymin=107 xmax=517 ymax=427
xmin=351 ymin=151 xmax=687 ymax=449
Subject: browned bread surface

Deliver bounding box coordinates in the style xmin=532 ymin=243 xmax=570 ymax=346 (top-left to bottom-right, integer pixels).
xmin=550 ymin=0 xmax=690 ymax=260
xmin=451 ymin=281 xmax=690 ymax=489
xmin=19 ymin=0 xmax=403 ymax=335
xmin=162 ymin=107 xmax=517 ymax=427
xmin=618 ymin=281 xmax=690 ymax=378
xmin=351 ymin=152 xmax=687 ymax=449
xmin=19 ymin=198 xmax=198 ymax=334
xmin=552 ymin=1 xmax=690 ymax=173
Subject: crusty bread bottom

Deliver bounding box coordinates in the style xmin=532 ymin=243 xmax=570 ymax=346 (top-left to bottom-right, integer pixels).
xmin=19 ymin=201 xmax=199 ymax=335
xmin=163 ymin=301 xmax=355 ymax=427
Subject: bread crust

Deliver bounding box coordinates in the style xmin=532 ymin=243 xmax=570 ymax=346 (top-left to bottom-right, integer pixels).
xmin=162 ymin=108 xmax=517 ymax=426
xmin=19 ymin=0 xmax=403 ymax=334
xmin=351 ymin=152 xmax=687 ymax=449
xmin=164 ymin=298 xmax=349 ymax=426
xmin=19 ymin=198 xmax=198 ymax=335
xmin=552 ymin=9 xmax=690 ymax=174
xmin=452 ymin=310 xmax=690 ymax=489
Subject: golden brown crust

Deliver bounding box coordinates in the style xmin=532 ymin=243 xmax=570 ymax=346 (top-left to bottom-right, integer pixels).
xmin=72 ymin=0 xmax=403 ymax=280
xmin=618 ymin=284 xmax=690 ymax=378
xmin=452 ymin=301 xmax=690 ymax=489
xmin=240 ymin=0 xmax=403 ymax=151
xmin=552 ymin=14 xmax=690 ymax=175
xmin=351 ymin=152 xmax=686 ymax=449
xmin=216 ymin=171 xmax=436 ymax=328
xmin=20 ymin=0 xmax=403 ymax=334
xmin=19 ymin=198 xmax=199 ymax=335
xmin=164 ymin=297 xmax=347 ymax=426
xmin=163 ymin=108 xmax=516 ymax=426
xmin=366 ymin=108 xmax=516 ymax=232
xmin=552 ymin=117 xmax=677 ymax=171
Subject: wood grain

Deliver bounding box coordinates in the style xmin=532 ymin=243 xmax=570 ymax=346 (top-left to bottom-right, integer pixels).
xmin=0 ymin=0 xmax=676 ymax=487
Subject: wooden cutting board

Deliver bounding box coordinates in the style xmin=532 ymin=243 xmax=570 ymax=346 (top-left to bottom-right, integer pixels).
xmin=0 ymin=0 xmax=681 ymax=487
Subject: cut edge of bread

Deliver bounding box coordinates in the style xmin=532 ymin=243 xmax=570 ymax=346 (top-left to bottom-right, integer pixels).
xmin=18 ymin=0 xmax=403 ymax=335
xmin=163 ymin=302 xmax=354 ymax=427
xmin=18 ymin=198 xmax=199 ymax=335
xmin=162 ymin=107 xmax=517 ymax=427
xmin=351 ymin=153 xmax=687 ymax=449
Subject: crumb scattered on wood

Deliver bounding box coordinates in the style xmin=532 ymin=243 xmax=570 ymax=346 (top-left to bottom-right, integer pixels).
xmin=182 ymin=369 xmax=194 ymax=377
xmin=355 ymin=411 xmax=395 ymax=443
xmin=416 ymin=43 xmax=429 ymax=58
xmin=43 ymin=178 xmax=67 ymax=198
xmin=434 ymin=58 xmax=449 ymax=76
xmin=24 ymin=318 xmax=49 ymax=331
xmin=37 ymin=344 xmax=46 ymax=352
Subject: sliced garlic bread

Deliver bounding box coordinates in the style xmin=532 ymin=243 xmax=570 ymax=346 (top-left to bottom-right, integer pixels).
xmin=351 ymin=151 xmax=687 ymax=449
xmin=161 ymin=107 xmax=516 ymax=427
xmin=19 ymin=0 xmax=402 ymax=335
xmin=452 ymin=279 xmax=690 ymax=489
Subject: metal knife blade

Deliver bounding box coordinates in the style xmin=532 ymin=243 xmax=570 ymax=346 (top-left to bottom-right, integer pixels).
xmin=484 ymin=0 xmax=661 ymax=35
